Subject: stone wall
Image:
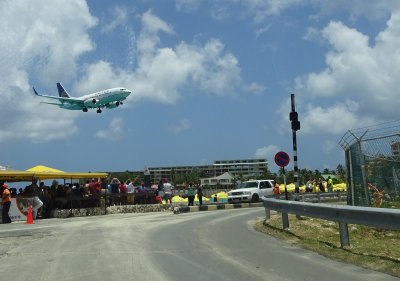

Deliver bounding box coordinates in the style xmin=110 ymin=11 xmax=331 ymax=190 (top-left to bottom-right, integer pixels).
xmin=51 ymin=204 xmax=174 ymax=218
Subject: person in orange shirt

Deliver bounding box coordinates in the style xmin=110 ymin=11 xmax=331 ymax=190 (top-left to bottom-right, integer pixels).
xmin=273 ymin=181 xmax=281 ymax=195
xmin=1 ymin=183 xmax=12 ymax=223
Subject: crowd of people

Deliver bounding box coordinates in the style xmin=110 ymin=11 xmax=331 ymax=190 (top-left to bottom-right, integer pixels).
xmin=305 ymin=176 xmax=334 ymax=193
xmin=0 ymin=177 xmax=183 ymax=223
xmin=272 ymin=176 xmax=334 ymax=195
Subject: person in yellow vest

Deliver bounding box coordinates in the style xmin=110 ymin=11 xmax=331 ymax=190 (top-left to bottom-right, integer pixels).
xmin=312 ymin=180 xmax=317 ymax=192
xmin=1 ymin=183 xmax=12 ymax=223
xmin=327 ymin=176 xmax=334 ymax=192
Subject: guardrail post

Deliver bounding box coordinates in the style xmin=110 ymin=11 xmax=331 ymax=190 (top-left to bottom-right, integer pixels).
xmin=317 ymin=193 xmax=321 ymax=203
xmin=339 ymin=222 xmax=350 ymax=247
xmin=282 ymin=213 xmax=289 ymax=229
xmin=265 ymin=208 xmax=271 ymax=220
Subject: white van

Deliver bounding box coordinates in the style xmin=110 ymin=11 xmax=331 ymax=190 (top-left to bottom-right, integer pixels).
xmin=227 ymin=180 xmax=274 ymax=203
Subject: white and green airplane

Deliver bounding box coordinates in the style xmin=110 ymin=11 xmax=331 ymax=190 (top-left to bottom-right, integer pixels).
xmin=33 ymin=83 xmax=132 ymax=113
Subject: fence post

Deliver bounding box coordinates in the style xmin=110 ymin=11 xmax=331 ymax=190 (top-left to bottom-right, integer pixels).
xmin=265 ymin=208 xmax=271 ymax=220
xmin=339 ymin=222 xmax=350 ymax=247
xmin=282 ymin=213 xmax=289 ymax=229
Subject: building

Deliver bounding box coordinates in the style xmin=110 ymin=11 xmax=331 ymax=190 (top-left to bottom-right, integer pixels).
xmin=146 ymin=158 xmax=268 ymax=184
xmin=200 ymin=172 xmax=234 ymax=186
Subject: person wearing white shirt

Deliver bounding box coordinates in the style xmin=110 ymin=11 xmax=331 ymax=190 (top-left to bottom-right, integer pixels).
xmin=163 ymin=178 xmax=173 ymax=204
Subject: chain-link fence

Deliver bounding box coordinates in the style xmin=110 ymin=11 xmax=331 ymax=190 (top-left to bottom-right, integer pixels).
xmin=339 ymin=120 xmax=400 ymax=206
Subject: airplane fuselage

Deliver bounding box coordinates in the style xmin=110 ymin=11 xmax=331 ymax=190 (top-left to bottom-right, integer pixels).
xmin=64 ymin=88 xmax=131 ymax=110
xmin=33 ymin=83 xmax=132 ymax=113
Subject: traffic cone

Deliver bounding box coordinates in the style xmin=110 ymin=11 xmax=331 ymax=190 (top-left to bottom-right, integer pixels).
xmin=25 ymin=205 xmax=34 ymax=224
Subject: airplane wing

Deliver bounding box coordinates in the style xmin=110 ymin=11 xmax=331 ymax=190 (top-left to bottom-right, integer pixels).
xmin=33 ymin=87 xmax=85 ymax=106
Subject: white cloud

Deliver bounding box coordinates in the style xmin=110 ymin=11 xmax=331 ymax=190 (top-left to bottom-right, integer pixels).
xmin=76 ymin=10 xmax=262 ymax=104
xmin=170 ymin=118 xmax=192 ymax=134
xmin=291 ymin=11 xmax=400 ymax=136
xmin=175 ymin=0 xmax=201 ymax=13
xmin=301 ymin=101 xmax=367 ymax=135
xmin=254 ymin=144 xmax=281 ymax=161
xmin=255 ymin=24 xmax=272 ymax=38
xmin=101 ymin=6 xmax=129 ymax=33
xmin=0 ymin=0 xmax=97 ymax=144
xmin=174 ymin=0 xmax=400 ymax=24
xmin=95 ymin=117 xmax=125 ymax=140
xmin=322 ymin=140 xmax=337 ymax=154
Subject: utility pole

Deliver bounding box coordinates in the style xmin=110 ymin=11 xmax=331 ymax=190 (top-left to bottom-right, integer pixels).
xmin=289 ymin=94 xmax=300 ymax=194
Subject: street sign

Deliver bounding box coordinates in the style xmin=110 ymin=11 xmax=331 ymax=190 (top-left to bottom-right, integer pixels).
xmin=274 ymin=151 xmax=290 ymax=167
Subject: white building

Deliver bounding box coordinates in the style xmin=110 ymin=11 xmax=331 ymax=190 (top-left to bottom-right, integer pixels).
xmin=200 ymin=172 xmax=234 ymax=186
xmin=147 ymin=158 xmax=268 ymax=184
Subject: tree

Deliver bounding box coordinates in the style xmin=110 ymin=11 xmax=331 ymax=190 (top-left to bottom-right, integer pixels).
xmin=314 ymin=169 xmax=322 ymax=180
xmin=299 ymin=168 xmax=313 ymax=185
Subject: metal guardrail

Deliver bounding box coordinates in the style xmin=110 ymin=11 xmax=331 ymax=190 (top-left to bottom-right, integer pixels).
xmin=274 ymin=191 xmax=347 ymax=203
xmin=262 ymin=198 xmax=400 ymax=247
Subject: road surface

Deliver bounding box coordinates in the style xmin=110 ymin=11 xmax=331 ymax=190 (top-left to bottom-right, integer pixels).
xmin=0 ymin=208 xmax=398 ymax=281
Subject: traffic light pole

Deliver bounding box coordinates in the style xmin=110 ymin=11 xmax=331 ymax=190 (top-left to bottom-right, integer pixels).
xmin=283 ymin=167 xmax=288 ymax=200
xmin=290 ymin=94 xmax=300 ymax=195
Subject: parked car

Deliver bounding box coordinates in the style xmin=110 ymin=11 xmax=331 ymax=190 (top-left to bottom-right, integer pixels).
xmin=227 ymin=180 xmax=274 ymax=203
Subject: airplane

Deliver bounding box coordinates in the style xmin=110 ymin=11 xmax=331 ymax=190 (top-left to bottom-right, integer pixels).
xmin=33 ymin=83 xmax=132 ymax=113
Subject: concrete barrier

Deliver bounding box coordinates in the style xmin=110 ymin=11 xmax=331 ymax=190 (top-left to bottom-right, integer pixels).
xmin=173 ymin=202 xmax=263 ymax=214
xmin=45 ymin=202 xmax=263 ymax=218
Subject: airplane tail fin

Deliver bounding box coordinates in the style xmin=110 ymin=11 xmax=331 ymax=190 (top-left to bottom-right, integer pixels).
xmin=33 ymin=87 xmax=39 ymax=96
xmin=57 ymin=82 xmax=70 ymax=98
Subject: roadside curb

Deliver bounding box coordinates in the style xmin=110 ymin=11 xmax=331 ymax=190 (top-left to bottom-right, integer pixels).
xmin=173 ymin=202 xmax=263 ymax=214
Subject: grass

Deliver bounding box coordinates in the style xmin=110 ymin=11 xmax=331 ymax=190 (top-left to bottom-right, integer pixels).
xmin=255 ymin=213 xmax=400 ymax=277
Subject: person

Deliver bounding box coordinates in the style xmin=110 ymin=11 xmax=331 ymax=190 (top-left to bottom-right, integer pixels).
xmin=163 ymin=178 xmax=173 ymax=204
xmin=126 ymin=180 xmax=134 ymax=194
xmin=318 ymin=178 xmax=325 ymax=192
xmin=187 ymin=184 xmax=195 ymax=206
xmin=213 ymin=194 xmax=218 ymax=203
xmin=134 ymin=182 xmax=146 ymax=204
xmin=24 ymin=181 xmax=44 ymax=219
xmin=1 ymin=183 xmax=12 ymax=223
xmin=119 ymin=181 xmax=128 ymax=205
xmin=89 ymin=178 xmax=101 ymax=195
xmin=126 ymin=180 xmax=134 ymax=204
xmin=84 ymin=180 xmax=90 ymax=195
xmin=110 ymin=178 xmax=120 ymax=205
xmin=327 ymin=176 xmax=333 ymax=193
xmin=157 ymin=180 xmax=164 ymax=199
xmin=273 ymin=181 xmax=280 ymax=195
xmin=306 ymin=179 xmax=313 ymax=193
xmin=312 ymin=180 xmax=317 ymax=193
xmin=139 ymin=182 xmax=146 ymax=192
xmin=197 ymin=184 xmax=203 ymax=205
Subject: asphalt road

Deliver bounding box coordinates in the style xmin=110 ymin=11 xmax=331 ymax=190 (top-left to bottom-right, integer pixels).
xmin=0 ymin=208 xmax=398 ymax=281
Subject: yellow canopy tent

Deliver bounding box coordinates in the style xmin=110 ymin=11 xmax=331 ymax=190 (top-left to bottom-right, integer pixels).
xmin=0 ymin=165 xmax=108 ymax=182
xmin=26 ymin=165 xmax=65 ymax=173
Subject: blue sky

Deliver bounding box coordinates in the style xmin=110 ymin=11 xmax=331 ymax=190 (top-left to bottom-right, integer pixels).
xmin=1 ymin=0 xmax=400 ymax=174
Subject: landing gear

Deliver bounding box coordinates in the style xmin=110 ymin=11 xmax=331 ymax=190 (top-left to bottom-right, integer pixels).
xmin=97 ymin=108 xmax=102 ymax=114
xmin=82 ymin=108 xmax=88 ymax=112
xmin=116 ymin=101 xmax=120 ymax=106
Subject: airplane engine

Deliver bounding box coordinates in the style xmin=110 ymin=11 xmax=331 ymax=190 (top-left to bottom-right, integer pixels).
xmin=84 ymin=99 xmax=99 ymax=107
xmin=105 ymin=102 xmax=118 ymax=109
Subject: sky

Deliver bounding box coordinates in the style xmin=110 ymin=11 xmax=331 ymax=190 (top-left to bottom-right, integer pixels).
xmin=1 ymin=0 xmax=400 ymax=174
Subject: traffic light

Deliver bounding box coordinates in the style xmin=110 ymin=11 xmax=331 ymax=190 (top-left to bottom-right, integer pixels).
xmin=289 ymin=111 xmax=300 ymax=131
